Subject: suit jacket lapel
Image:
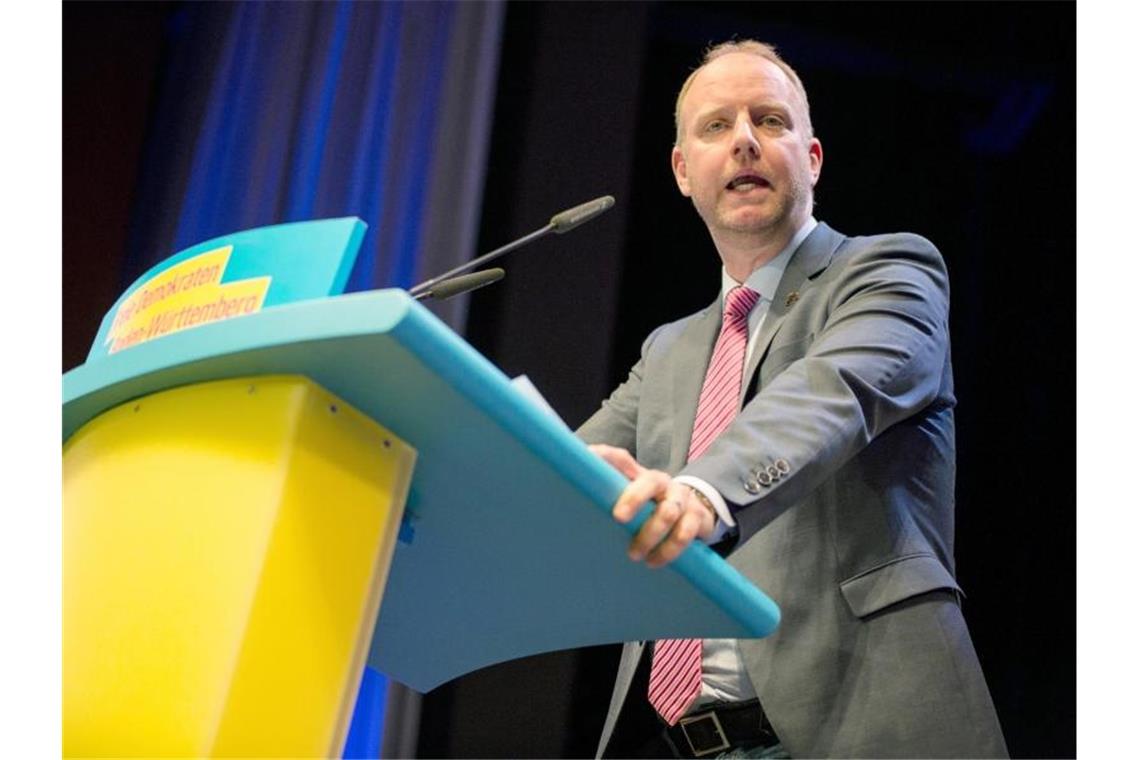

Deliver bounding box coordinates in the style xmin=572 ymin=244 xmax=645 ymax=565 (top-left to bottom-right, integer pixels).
xmin=668 ymin=300 xmax=721 ymax=472
xmin=741 ymin=222 xmax=846 ymax=393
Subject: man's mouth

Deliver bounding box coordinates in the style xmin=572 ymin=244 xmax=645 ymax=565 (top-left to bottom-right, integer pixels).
xmin=726 ymin=173 xmax=771 ymax=192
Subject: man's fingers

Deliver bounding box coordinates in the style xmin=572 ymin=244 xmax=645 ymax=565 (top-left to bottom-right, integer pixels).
xmin=604 ymin=468 xmax=717 ymax=567
xmin=589 ymin=444 xmax=644 ymax=480
xmin=611 ymin=470 xmax=670 ymax=523
xmin=629 ymin=485 xmax=718 ymax=567
xmin=645 ymin=507 xmax=705 ymax=568
xmin=627 ymin=493 xmax=684 ymax=560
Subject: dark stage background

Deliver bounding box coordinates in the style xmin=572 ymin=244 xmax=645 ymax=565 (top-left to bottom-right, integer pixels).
xmin=64 ymin=2 xmax=1075 ymax=757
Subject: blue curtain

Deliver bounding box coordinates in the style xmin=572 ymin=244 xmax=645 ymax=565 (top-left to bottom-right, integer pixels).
xmin=120 ymin=1 xmax=505 ymax=755
xmin=124 ymin=0 xmax=503 ymax=329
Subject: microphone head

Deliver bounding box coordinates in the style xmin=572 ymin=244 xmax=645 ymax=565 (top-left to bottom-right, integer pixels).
xmin=428 ymin=268 xmax=505 ymax=300
xmin=549 ymin=195 xmax=615 ymax=234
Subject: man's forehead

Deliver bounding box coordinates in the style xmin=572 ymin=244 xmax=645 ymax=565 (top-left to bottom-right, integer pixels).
xmin=683 ymin=55 xmax=796 ymax=116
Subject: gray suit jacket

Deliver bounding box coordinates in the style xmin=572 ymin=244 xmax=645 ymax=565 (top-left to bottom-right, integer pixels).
xmin=578 ymin=223 xmax=1007 ymax=758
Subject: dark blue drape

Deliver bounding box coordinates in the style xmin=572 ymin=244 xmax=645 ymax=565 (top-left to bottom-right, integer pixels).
xmin=125 ymin=0 xmax=502 ymax=328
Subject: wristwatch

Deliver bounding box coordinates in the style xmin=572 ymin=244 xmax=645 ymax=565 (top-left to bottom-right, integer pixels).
xmin=685 ymin=483 xmax=717 ymax=519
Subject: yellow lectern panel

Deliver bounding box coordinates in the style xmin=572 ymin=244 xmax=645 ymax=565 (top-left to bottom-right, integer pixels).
xmin=63 ymin=375 xmax=415 ymax=758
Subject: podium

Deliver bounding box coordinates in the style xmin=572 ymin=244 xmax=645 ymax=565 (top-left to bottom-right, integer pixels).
xmin=63 ymin=220 xmax=780 ymax=757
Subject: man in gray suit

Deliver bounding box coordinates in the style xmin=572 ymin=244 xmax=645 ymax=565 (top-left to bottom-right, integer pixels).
xmin=577 ymin=40 xmax=1007 ymax=758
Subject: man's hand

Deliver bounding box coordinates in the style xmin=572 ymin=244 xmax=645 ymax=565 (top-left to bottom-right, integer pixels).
xmin=589 ymin=444 xmax=716 ymax=568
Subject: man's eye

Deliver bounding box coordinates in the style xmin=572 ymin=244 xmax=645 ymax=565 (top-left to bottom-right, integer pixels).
xmin=759 ymin=115 xmax=786 ymax=129
xmin=704 ymin=120 xmax=728 ymax=133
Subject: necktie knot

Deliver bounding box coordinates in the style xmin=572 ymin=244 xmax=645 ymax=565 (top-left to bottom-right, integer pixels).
xmin=724 ymin=286 xmax=759 ymax=322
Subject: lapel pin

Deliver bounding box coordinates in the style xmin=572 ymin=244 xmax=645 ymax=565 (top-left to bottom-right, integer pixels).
xmin=785 ymin=291 xmax=800 ymax=308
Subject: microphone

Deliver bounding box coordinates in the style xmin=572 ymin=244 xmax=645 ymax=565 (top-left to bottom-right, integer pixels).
xmin=413 ymin=268 xmax=504 ymax=301
xmin=408 ymin=195 xmax=615 ymax=298
xmin=550 ymin=195 xmax=615 ymax=234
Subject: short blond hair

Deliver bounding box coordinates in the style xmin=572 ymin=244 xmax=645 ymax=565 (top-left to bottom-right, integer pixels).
xmin=674 ymin=39 xmax=814 ymax=145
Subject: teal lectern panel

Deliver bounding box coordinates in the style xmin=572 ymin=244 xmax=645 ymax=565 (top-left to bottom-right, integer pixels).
xmin=86 ymin=217 xmax=366 ymax=362
xmin=63 ymin=289 xmax=780 ymax=692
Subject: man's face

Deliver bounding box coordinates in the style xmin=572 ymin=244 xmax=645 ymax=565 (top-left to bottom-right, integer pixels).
xmin=671 ymin=53 xmax=823 ymax=242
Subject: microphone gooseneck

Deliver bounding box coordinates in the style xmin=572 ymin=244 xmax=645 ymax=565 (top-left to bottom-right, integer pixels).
xmin=407 ymin=195 xmax=615 ymax=298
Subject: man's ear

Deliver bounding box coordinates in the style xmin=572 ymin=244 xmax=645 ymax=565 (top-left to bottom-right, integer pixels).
xmin=808 ymin=138 xmax=823 ymax=187
xmin=671 ymin=145 xmax=691 ymax=197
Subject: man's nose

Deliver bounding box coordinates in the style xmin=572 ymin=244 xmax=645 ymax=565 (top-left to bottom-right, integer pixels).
xmin=732 ymin=116 xmax=760 ymax=159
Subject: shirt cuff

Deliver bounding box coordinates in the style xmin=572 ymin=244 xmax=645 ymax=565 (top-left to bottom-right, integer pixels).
xmin=673 ymin=475 xmax=736 ymax=543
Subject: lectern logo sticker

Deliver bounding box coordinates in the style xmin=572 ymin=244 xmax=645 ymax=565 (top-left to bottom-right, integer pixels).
xmin=105 ymin=246 xmax=271 ymax=354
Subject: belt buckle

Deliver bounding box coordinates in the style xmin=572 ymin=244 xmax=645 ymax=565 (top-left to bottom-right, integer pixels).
xmin=678 ymin=709 xmax=731 ymax=758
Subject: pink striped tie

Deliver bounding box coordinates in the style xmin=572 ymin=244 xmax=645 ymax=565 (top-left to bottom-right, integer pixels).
xmin=648 ymin=285 xmax=759 ymax=725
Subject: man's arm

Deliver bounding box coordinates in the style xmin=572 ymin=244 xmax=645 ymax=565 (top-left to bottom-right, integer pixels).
xmin=596 ymin=234 xmax=951 ymax=564
xmin=683 ymin=233 xmax=951 ymax=543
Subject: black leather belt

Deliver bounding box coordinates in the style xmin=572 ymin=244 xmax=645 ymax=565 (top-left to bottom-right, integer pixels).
xmin=663 ymin=699 xmax=778 ymax=758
